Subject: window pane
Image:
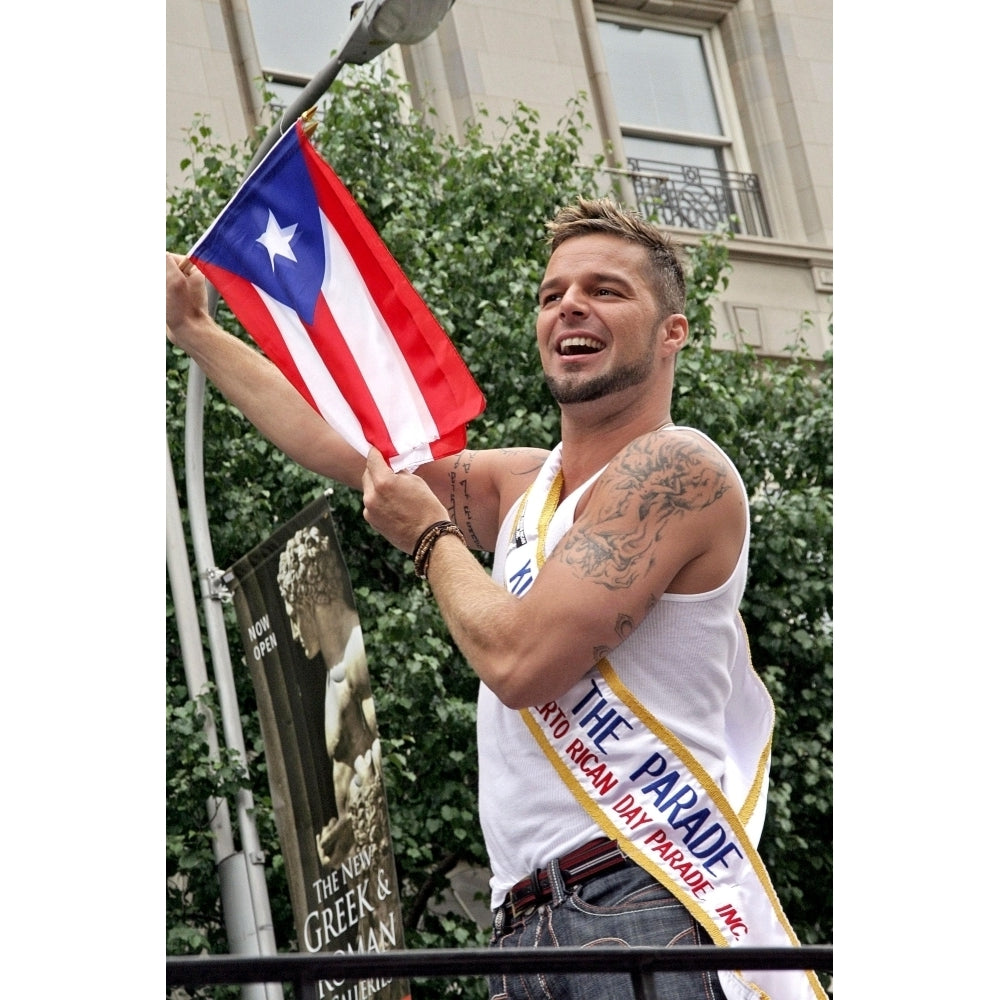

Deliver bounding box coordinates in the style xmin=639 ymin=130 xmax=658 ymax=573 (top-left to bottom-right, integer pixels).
xmin=248 ymin=0 xmax=355 ymax=76
xmin=262 ymin=79 xmax=319 ymax=114
xmin=622 ymin=136 xmax=721 ymax=172
xmin=597 ymin=21 xmax=722 ymax=137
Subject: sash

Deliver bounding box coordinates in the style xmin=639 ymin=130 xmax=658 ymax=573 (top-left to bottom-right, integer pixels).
xmin=502 ymin=444 xmax=827 ymax=1000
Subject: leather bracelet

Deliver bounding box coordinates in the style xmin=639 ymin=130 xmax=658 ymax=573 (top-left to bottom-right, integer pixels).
xmin=411 ymin=520 xmax=453 ymax=560
xmin=412 ymin=520 xmax=465 ymax=579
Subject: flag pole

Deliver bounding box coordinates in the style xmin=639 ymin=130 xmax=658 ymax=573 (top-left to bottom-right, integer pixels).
xmin=168 ymin=2 xmax=457 ymax=991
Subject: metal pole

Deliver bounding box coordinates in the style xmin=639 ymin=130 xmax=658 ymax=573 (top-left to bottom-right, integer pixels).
xmin=166 ymin=438 xmax=237 ymax=867
xmin=180 ymin=363 xmax=282 ymax=992
xmin=167 ymin=438 xmax=280 ymax=1000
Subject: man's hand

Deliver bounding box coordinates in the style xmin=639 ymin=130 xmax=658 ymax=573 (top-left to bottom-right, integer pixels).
xmin=166 ymin=252 xmax=210 ymax=346
xmin=362 ymin=447 xmax=451 ymax=554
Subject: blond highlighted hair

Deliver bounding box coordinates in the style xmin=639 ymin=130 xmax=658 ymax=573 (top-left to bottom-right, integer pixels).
xmin=546 ymin=198 xmax=687 ymax=316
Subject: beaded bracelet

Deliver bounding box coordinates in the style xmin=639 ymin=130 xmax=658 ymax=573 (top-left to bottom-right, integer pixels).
xmin=412 ymin=520 xmax=465 ymax=580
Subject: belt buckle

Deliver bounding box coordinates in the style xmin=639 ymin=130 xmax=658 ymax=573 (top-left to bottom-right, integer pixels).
xmin=504 ymin=894 xmax=528 ymax=926
xmin=505 ymin=865 xmax=547 ymax=924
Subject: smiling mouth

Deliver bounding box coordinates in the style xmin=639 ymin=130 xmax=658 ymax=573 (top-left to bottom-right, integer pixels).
xmin=558 ymin=336 xmax=604 ymax=356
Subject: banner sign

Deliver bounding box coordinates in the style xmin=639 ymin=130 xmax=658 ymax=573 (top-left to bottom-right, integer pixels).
xmin=227 ymin=495 xmax=410 ymax=1000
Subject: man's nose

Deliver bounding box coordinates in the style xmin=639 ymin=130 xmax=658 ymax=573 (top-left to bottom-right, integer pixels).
xmin=559 ymin=284 xmax=587 ymax=316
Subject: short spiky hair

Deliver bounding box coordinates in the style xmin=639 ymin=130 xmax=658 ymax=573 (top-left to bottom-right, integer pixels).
xmin=545 ymin=198 xmax=687 ymax=316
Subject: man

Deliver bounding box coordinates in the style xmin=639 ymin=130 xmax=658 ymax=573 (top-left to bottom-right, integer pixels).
xmin=167 ymin=198 xmax=823 ymax=1000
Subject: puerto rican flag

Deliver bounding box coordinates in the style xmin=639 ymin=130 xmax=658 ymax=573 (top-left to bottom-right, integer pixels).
xmin=188 ymin=119 xmax=485 ymax=472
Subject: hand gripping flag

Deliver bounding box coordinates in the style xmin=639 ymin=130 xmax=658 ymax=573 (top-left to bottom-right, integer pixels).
xmin=187 ymin=118 xmax=486 ymax=472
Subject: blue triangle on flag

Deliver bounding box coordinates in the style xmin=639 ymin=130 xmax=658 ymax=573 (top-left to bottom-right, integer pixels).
xmin=193 ymin=128 xmax=327 ymax=324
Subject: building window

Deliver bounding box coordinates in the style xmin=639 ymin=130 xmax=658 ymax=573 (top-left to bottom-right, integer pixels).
xmin=596 ymin=18 xmax=770 ymax=236
xmin=247 ymin=0 xmax=365 ymax=111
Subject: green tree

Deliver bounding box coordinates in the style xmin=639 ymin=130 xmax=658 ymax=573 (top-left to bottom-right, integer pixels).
xmin=167 ymin=68 xmax=831 ymax=997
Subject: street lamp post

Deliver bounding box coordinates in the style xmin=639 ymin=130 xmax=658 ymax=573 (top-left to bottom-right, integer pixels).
xmin=166 ymin=4 xmax=457 ymax=997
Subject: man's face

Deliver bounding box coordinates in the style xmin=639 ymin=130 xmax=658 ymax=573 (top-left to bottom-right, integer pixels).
xmin=535 ymin=234 xmax=664 ymax=406
xmin=289 ymin=602 xmax=321 ymax=659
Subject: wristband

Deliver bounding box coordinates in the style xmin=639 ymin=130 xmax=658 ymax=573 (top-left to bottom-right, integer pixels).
xmin=412 ymin=520 xmax=466 ymax=579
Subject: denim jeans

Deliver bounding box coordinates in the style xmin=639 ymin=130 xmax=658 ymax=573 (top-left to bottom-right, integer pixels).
xmin=489 ymin=857 xmax=723 ymax=1000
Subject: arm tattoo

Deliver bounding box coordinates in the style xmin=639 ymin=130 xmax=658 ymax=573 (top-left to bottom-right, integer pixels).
xmin=561 ymin=434 xmax=731 ymax=592
xmin=447 ymin=449 xmax=546 ymax=552
xmin=592 ymin=601 xmax=654 ymax=662
xmin=446 ymin=450 xmax=482 ymax=550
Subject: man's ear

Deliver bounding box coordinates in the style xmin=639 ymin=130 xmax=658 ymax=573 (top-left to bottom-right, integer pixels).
xmin=660 ymin=313 xmax=689 ymax=356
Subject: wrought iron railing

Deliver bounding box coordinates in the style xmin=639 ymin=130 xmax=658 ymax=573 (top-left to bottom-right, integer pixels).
xmin=624 ymin=158 xmax=773 ymax=238
xmin=167 ymin=944 xmax=834 ymax=1000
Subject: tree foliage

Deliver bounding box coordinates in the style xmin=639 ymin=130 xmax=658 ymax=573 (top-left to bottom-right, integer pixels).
xmin=678 ymin=239 xmax=833 ymax=946
xmin=166 ymin=68 xmax=831 ymax=997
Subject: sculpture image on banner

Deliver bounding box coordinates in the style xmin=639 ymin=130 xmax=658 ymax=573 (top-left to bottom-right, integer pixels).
xmin=228 ymin=495 xmax=410 ymax=1000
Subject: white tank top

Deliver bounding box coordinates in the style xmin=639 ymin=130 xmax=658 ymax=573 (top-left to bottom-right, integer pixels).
xmin=477 ymin=427 xmax=751 ymax=909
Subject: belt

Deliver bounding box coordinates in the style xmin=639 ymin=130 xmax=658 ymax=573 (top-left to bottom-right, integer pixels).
xmin=500 ymin=837 xmax=629 ymax=922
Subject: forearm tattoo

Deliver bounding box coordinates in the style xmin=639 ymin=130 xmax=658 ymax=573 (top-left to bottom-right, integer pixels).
xmin=561 ymin=433 xmax=731 ymax=593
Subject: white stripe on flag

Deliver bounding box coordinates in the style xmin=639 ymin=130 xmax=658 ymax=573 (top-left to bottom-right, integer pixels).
xmin=253 ymin=284 xmax=371 ymax=458
xmin=319 ymin=214 xmax=443 ymax=456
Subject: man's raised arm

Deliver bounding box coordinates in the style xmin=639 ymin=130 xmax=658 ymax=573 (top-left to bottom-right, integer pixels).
xmin=166 ymin=252 xmax=366 ymax=490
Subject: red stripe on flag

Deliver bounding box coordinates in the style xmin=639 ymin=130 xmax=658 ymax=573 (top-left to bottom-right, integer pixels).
xmin=303 ymin=294 xmax=395 ymax=459
xmin=430 ymin=425 xmax=470 ymax=461
xmin=194 ymin=260 xmax=321 ymax=413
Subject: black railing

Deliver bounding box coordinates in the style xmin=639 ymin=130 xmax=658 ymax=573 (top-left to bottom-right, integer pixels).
xmin=625 ymin=158 xmax=773 ymax=238
xmin=167 ymin=945 xmax=834 ymax=1000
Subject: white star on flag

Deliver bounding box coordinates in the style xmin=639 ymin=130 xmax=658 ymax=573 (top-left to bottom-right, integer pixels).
xmin=256 ymin=210 xmax=298 ymax=270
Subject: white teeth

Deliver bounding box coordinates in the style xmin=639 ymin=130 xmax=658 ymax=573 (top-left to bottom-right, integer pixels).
xmin=559 ymin=336 xmax=603 ymax=355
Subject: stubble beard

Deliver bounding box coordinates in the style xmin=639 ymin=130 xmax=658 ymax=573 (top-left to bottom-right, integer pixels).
xmin=544 ymin=348 xmax=655 ymax=405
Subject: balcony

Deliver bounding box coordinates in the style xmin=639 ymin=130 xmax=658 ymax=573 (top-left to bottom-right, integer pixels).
xmin=625 ymin=158 xmax=772 ymax=237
